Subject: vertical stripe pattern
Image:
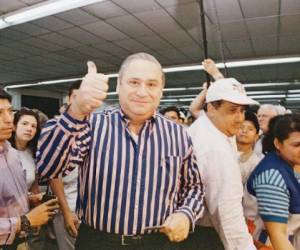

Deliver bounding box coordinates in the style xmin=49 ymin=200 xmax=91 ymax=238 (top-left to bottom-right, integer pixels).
xmin=37 ymin=107 xmax=204 ymax=235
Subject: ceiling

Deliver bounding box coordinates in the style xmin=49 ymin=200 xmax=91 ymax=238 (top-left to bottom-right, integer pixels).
xmin=0 ymin=0 xmax=300 ymax=110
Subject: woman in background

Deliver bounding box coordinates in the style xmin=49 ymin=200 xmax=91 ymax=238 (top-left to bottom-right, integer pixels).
xmin=246 ymin=114 xmax=300 ymax=250
xmin=9 ymin=107 xmax=41 ymax=194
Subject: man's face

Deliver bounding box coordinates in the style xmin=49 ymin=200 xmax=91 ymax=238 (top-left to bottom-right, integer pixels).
xmin=164 ymin=111 xmax=180 ymax=123
xmin=208 ymin=101 xmax=246 ymax=137
xmin=117 ymin=59 xmax=163 ymax=121
xmin=236 ymin=120 xmax=259 ymax=146
xmin=257 ymin=106 xmax=277 ymax=134
xmin=0 ymin=99 xmax=13 ymax=143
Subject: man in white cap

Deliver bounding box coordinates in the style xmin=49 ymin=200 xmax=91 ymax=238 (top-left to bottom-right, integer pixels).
xmin=188 ymin=78 xmax=259 ymax=250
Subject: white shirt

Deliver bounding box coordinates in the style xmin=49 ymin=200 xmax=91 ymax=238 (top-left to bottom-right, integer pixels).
xmin=188 ymin=112 xmax=256 ymax=250
xmin=60 ymin=167 xmax=78 ymax=212
xmin=18 ymin=149 xmax=36 ymax=190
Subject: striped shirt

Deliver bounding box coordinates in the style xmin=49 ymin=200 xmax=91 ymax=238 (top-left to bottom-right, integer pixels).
xmin=37 ymin=107 xmax=204 ymax=235
xmin=252 ymin=169 xmax=290 ymax=223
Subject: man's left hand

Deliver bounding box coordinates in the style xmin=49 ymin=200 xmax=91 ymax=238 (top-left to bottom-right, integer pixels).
xmin=160 ymin=212 xmax=190 ymax=242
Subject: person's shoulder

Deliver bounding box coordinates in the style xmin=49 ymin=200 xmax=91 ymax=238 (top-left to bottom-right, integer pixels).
xmin=156 ymin=113 xmax=184 ymax=129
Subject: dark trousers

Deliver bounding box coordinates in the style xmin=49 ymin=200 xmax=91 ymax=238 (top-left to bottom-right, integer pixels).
xmin=182 ymin=226 xmax=224 ymax=250
xmin=75 ymin=223 xmax=204 ymax=250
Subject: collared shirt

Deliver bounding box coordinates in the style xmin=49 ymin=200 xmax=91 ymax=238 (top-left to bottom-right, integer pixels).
xmin=0 ymin=141 xmax=29 ymax=245
xmin=37 ymin=107 xmax=204 ymax=235
xmin=188 ymin=112 xmax=256 ymax=250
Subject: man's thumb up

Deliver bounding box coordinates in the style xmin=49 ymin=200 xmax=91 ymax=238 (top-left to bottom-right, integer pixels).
xmin=87 ymin=61 xmax=97 ymax=74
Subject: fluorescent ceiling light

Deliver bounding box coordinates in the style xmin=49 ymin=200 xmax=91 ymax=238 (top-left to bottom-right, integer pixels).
xmin=163 ymin=57 xmax=300 ymax=73
xmin=287 ymin=94 xmax=300 ymax=98
xmin=286 ymin=98 xmax=300 ymax=101
xmin=288 ymin=89 xmax=300 ymax=93
xmin=0 ymin=0 xmax=105 ymax=29
xmin=246 ymin=90 xmax=285 ymax=95
xmin=251 ymin=95 xmax=286 ymax=99
xmin=244 ymin=82 xmax=292 ymax=88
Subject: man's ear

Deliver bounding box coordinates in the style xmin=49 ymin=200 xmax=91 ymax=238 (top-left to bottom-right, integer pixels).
xmin=116 ymin=79 xmax=120 ymax=93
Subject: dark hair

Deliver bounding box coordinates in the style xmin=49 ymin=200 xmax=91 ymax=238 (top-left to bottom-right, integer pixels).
xmin=262 ymin=113 xmax=300 ymax=154
xmin=160 ymin=106 xmax=180 ymax=118
xmin=244 ymin=111 xmax=259 ymax=134
xmin=68 ymin=80 xmax=82 ymax=97
xmin=0 ymin=89 xmax=11 ymax=102
xmin=209 ymin=100 xmax=223 ymax=109
xmin=9 ymin=108 xmax=41 ymax=158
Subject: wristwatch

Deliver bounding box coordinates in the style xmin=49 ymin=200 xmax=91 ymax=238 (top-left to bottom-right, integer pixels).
xmin=20 ymin=215 xmax=31 ymax=235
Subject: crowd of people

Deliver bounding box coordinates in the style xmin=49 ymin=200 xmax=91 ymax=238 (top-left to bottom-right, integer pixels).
xmin=0 ymin=53 xmax=299 ymax=250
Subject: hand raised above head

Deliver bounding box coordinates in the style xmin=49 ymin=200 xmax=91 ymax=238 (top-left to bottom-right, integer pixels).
xmin=69 ymin=61 xmax=109 ymax=120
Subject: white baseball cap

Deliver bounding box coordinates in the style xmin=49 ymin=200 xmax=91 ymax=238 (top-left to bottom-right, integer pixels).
xmin=206 ymin=78 xmax=259 ymax=105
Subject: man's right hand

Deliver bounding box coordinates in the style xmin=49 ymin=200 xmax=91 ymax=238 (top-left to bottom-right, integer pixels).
xmin=26 ymin=198 xmax=59 ymax=227
xmin=69 ymin=61 xmax=109 ymax=120
xmin=202 ymin=59 xmax=223 ymax=80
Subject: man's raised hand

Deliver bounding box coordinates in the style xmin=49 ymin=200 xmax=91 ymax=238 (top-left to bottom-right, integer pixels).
xmin=69 ymin=61 xmax=109 ymax=120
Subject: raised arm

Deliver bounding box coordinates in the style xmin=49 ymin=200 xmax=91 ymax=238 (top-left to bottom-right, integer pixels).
xmin=189 ymin=59 xmax=224 ymax=118
xmin=37 ymin=61 xmax=109 ymax=182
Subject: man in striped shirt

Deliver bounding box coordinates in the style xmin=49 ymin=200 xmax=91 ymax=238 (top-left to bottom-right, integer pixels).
xmin=36 ymin=53 xmax=204 ymax=250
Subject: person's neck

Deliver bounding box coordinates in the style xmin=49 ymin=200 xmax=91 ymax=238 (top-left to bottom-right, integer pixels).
xmin=0 ymin=140 xmax=5 ymax=147
xmin=128 ymin=120 xmax=146 ymax=135
xmin=237 ymin=143 xmax=253 ymax=154
xmin=15 ymin=139 xmax=28 ymax=151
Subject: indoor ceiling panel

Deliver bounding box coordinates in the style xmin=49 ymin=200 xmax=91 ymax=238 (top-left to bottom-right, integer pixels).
xmin=59 ymin=27 xmax=107 ymax=45
xmin=156 ymin=48 xmax=190 ymax=64
xmin=12 ymin=23 xmax=50 ymax=36
xmin=55 ymin=49 xmax=88 ymax=61
xmin=281 ymin=0 xmax=300 ymax=15
xmin=239 ymin=0 xmax=279 ymax=18
xmin=22 ymin=37 xmax=64 ymax=52
xmin=0 ymin=28 xmax=30 ymax=40
xmin=246 ymin=17 xmax=278 ymax=37
xmin=0 ymin=0 xmax=26 ymax=14
xmin=82 ymin=21 xmax=128 ymax=41
xmin=205 ymin=0 xmax=243 ymax=23
xmin=159 ymin=29 xmax=199 ymax=48
xmin=165 ymin=2 xmax=200 ymax=30
xmin=82 ymin=1 xmax=127 ymax=20
xmin=33 ymin=16 xmax=74 ymax=31
xmin=114 ymin=38 xmax=151 ymax=53
xmin=55 ymin=9 xmax=99 ymax=26
xmin=112 ymin=0 xmax=160 ymax=13
xmin=45 ymin=53 xmax=76 ymax=64
xmin=135 ymin=35 xmax=174 ymax=50
xmin=279 ymin=34 xmax=300 ymax=54
xmin=6 ymin=41 xmax=48 ymax=56
xmin=40 ymin=33 xmax=82 ymax=48
xmin=92 ymin=42 xmax=130 ymax=58
xmin=280 ymin=14 xmax=300 ymax=35
xmin=225 ymin=39 xmax=254 ymax=58
xmin=106 ymin=15 xmax=155 ymax=37
xmin=135 ymin=9 xmax=182 ymax=33
xmin=252 ymin=36 xmax=277 ymax=57
xmin=155 ymin=0 xmax=195 ymax=8
xmin=220 ymin=21 xmax=249 ymax=40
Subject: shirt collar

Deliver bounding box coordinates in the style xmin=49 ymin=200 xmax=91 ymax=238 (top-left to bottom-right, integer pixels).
xmin=0 ymin=141 xmax=10 ymax=155
xmin=118 ymin=107 xmax=157 ymax=127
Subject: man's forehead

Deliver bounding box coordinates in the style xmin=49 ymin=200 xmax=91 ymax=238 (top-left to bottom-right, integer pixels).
xmin=0 ymin=99 xmax=12 ymax=109
xmin=123 ymin=59 xmax=162 ymax=75
xmin=222 ymin=100 xmax=245 ymax=108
